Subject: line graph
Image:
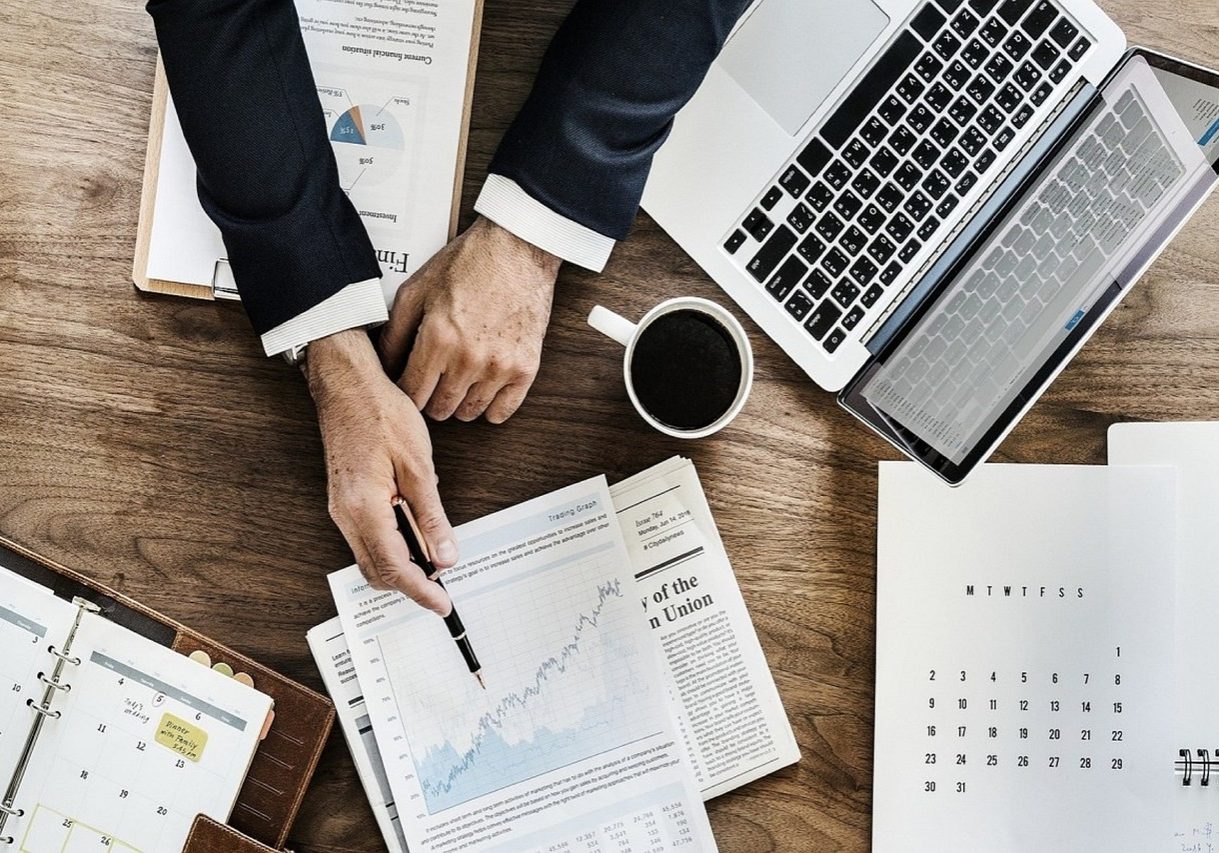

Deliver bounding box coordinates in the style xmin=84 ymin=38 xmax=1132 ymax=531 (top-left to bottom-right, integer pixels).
xmin=379 ymin=554 xmax=657 ymax=813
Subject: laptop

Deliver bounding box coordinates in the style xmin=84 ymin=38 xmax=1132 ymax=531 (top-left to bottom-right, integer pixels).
xmin=642 ymin=0 xmax=1219 ymax=483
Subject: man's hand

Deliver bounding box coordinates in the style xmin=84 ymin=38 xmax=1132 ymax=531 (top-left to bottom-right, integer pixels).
xmin=306 ymin=328 xmax=458 ymax=614
xmin=378 ymin=216 xmax=561 ymax=424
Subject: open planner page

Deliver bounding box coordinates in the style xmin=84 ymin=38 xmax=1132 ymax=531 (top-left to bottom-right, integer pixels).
xmin=2 ymin=610 xmax=273 ymax=852
xmin=874 ymin=463 xmax=1177 ymax=852
xmin=0 ymin=576 xmax=79 ymax=790
xmin=1109 ymin=422 xmax=1219 ymax=850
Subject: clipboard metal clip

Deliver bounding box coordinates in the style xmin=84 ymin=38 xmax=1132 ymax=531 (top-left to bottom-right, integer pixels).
xmin=212 ymin=260 xmax=242 ymax=302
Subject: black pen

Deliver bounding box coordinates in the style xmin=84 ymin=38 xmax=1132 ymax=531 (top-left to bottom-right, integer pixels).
xmin=391 ymin=498 xmax=485 ymax=689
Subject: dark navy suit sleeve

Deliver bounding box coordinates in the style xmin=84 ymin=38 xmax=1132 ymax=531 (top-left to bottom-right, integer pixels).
xmin=146 ymin=0 xmax=382 ymax=336
xmin=489 ymin=0 xmax=753 ymax=241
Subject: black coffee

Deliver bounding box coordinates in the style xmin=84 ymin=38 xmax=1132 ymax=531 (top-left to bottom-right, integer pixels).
xmin=629 ymin=310 xmax=743 ymax=432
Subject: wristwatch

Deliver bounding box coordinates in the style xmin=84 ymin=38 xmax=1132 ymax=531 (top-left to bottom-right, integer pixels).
xmin=281 ymin=343 xmax=308 ymax=368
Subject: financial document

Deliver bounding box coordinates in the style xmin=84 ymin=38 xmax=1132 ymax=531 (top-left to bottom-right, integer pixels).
xmin=330 ymin=477 xmax=716 ymax=853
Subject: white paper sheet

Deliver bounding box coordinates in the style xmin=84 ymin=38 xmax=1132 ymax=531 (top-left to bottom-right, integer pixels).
xmin=330 ymin=477 xmax=716 ymax=853
xmin=1109 ymin=422 xmax=1219 ymax=851
xmin=873 ymin=463 xmax=1177 ymax=852
xmin=610 ymin=457 xmax=800 ymax=799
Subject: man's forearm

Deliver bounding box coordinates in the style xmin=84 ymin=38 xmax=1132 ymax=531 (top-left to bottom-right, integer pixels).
xmin=147 ymin=0 xmax=381 ymax=335
xmin=488 ymin=0 xmax=753 ymax=243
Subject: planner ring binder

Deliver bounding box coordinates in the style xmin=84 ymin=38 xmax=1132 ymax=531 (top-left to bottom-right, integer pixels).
xmin=1175 ymin=749 xmax=1219 ymax=786
xmin=0 ymin=597 xmax=97 ymax=843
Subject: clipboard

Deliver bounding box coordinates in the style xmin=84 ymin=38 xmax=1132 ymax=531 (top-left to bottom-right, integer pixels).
xmin=132 ymin=0 xmax=485 ymax=301
xmin=0 ymin=533 xmax=334 ymax=852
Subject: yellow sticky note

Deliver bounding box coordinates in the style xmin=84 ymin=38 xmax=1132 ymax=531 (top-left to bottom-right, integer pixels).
xmin=155 ymin=712 xmax=208 ymax=763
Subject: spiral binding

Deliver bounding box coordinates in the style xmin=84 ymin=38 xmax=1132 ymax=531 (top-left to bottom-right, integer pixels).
xmin=0 ymin=597 xmax=99 ymax=841
xmin=1174 ymin=748 xmax=1219 ymax=786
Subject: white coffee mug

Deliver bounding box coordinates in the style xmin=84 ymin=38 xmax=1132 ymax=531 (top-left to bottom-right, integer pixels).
xmin=587 ymin=297 xmax=753 ymax=439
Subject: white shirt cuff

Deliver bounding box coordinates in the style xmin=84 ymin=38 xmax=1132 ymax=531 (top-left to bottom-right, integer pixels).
xmin=260 ymin=277 xmax=389 ymax=357
xmin=475 ymin=174 xmax=616 ymax=272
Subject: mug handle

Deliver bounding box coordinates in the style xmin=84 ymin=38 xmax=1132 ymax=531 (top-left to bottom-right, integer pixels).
xmin=587 ymin=306 xmax=637 ymax=348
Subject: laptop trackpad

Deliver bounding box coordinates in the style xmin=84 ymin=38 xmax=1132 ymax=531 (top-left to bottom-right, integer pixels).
xmin=720 ymin=0 xmax=890 ymax=136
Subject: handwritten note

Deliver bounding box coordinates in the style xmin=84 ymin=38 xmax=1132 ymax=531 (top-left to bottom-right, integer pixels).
xmin=155 ymin=712 xmax=208 ymax=762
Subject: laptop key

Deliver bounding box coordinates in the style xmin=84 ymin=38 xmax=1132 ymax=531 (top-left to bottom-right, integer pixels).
xmin=849 ymin=257 xmax=879 ymax=286
xmin=985 ymin=53 xmax=1015 ymax=83
xmin=933 ymin=31 xmax=962 ymax=61
xmin=784 ymin=290 xmax=815 ymax=320
xmin=860 ymin=284 xmax=885 ymax=308
xmin=796 ymin=138 xmax=833 ymax=176
xmin=743 ymin=208 xmax=774 ymax=241
xmin=933 ymin=0 xmax=965 ymax=12
xmin=895 ymin=162 xmax=923 ymax=191
xmin=823 ymin=327 xmax=847 ymax=354
xmin=1049 ymin=59 xmax=1070 ymax=84
xmin=912 ymin=4 xmax=947 ymax=40
xmin=831 ymin=281 xmax=862 ymax=308
xmin=859 ymin=204 xmax=887 ymax=233
xmin=955 ymin=170 xmax=980 ymax=194
xmin=816 ymin=213 xmax=846 ymax=243
xmin=746 ymin=225 xmax=797 ymax=282
xmin=879 ymin=262 xmax=902 ymax=286
xmin=862 ymin=117 xmax=889 ymax=147
xmin=797 ymin=234 xmax=826 ymax=265
xmin=923 ymin=170 xmax=952 ymax=200
xmin=1068 ymin=36 xmax=1091 ymax=61
xmin=806 ymin=182 xmax=835 ymax=211
xmin=976 ymin=148 xmax=997 ymax=172
xmin=969 ymin=0 xmax=999 ymax=14
xmin=997 ymin=0 xmax=1033 ymax=25
xmin=951 ymin=9 xmax=980 ymax=38
xmin=909 ymin=105 xmax=935 ymax=134
xmin=1022 ymin=0 xmax=1056 ymax=38
xmin=1031 ymin=39 xmax=1059 ymax=69
xmin=822 ymin=32 xmax=923 ymax=148
xmin=1014 ymin=60 xmax=1040 ymax=91
xmin=887 ymin=212 xmax=915 ymax=242
xmin=890 ymin=126 xmax=919 ymax=155
xmin=852 ymin=169 xmax=882 ymax=199
xmin=897 ymin=73 xmax=927 ymax=104
xmin=779 ymin=165 xmax=812 ymax=197
xmin=877 ymin=184 xmax=905 ymax=213
xmin=823 ymin=247 xmax=849 ymax=276
xmin=995 ymin=127 xmax=1016 ymax=150
xmin=766 ymin=255 xmax=808 ymax=300
xmin=825 ymin=160 xmax=852 ymax=190
xmin=962 ymin=38 xmax=989 ymax=68
xmin=1012 ymin=103 xmax=1035 ymax=128
xmin=961 ymin=127 xmax=987 ymax=156
xmin=942 ymin=148 xmax=970 ymax=177
xmin=844 ymin=139 xmax=871 ymax=169
xmin=912 ymin=140 xmax=941 ymax=170
xmin=841 ymin=305 xmax=866 ymax=330
xmin=878 ymin=96 xmax=908 ymax=126
xmin=927 ymin=82 xmax=953 ymax=112
xmin=917 ymin=215 xmax=941 ymax=241
xmin=949 ymin=96 xmax=978 ymax=126
xmin=872 ymin=147 xmax=900 ymax=178
xmin=906 ymin=191 xmax=934 ymax=220
xmin=761 ymin=186 xmax=783 ymax=210
xmin=978 ymin=102 xmax=1004 ymax=133
xmin=834 ymin=191 xmax=864 ymax=220
xmin=899 ymin=239 xmax=923 ymax=263
xmin=980 ymin=18 xmax=1007 ymax=48
xmin=842 ymin=226 xmax=868 ymax=256
xmin=803 ymin=269 xmax=832 ymax=299
xmin=936 ymin=194 xmax=960 ymax=218
xmin=932 ymin=118 xmax=961 ymax=148
xmin=1049 ymin=18 xmax=1078 ymax=47
xmin=916 ymin=53 xmax=945 ymax=83
xmin=724 ymin=230 xmax=747 ymax=255
xmin=996 ymin=82 xmax=1022 ymax=111
xmin=804 ymin=301 xmax=842 ymax=340
xmin=944 ymin=60 xmax=972 ymax=90
xmin=868 ymin=234 xmax=897 ymax=263
xmin=787 ymin=203 xmax=816 ymax=233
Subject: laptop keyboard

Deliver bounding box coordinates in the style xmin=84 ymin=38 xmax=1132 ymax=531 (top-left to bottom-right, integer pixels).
xmin=862 ymin=88 xmax=1184 ymax=459
xmin=723 ymin=0 xmax=1094 ymax=355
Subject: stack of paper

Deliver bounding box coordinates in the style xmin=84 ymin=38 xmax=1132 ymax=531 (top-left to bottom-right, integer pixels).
xmin=308 ymin=458 xmax=799 ymax=852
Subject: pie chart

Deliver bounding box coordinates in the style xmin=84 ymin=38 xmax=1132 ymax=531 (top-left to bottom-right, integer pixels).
xmin=329 ymin=105 xmax=405 ymax=149
xmin=328 ymin=104 xmax=406 ymax=190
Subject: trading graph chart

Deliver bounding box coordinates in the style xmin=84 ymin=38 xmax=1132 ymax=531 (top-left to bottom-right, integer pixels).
xmin=379 ymin=552 xmax=655 ymax=814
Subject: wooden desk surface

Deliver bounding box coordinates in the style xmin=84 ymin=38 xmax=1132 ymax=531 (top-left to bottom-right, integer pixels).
xmin=2 ymin=1 xmax=1217 ymax=849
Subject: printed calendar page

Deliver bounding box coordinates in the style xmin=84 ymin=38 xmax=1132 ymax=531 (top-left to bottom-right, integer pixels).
xmin=0 ymin=600 xmax=272 ymax=852
xmin=874 ymin=463 xmax=1177 ymax=852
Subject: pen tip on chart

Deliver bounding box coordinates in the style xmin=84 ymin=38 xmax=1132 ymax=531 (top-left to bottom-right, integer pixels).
xmin=476 ymin=671 xmax=486 ymax=690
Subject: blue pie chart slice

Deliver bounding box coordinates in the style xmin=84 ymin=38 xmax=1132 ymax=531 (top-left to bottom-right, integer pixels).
xmin=330 ymin=106 xmax=367 ymax=145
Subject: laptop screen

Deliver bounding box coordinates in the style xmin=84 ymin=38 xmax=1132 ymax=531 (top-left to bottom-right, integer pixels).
xmin=840 ymin=49 xmax=1219 ymax=483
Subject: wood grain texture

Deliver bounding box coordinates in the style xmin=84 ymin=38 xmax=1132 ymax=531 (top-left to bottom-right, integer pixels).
xmin=1 ymin=1 xmax=1218 ymax=850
